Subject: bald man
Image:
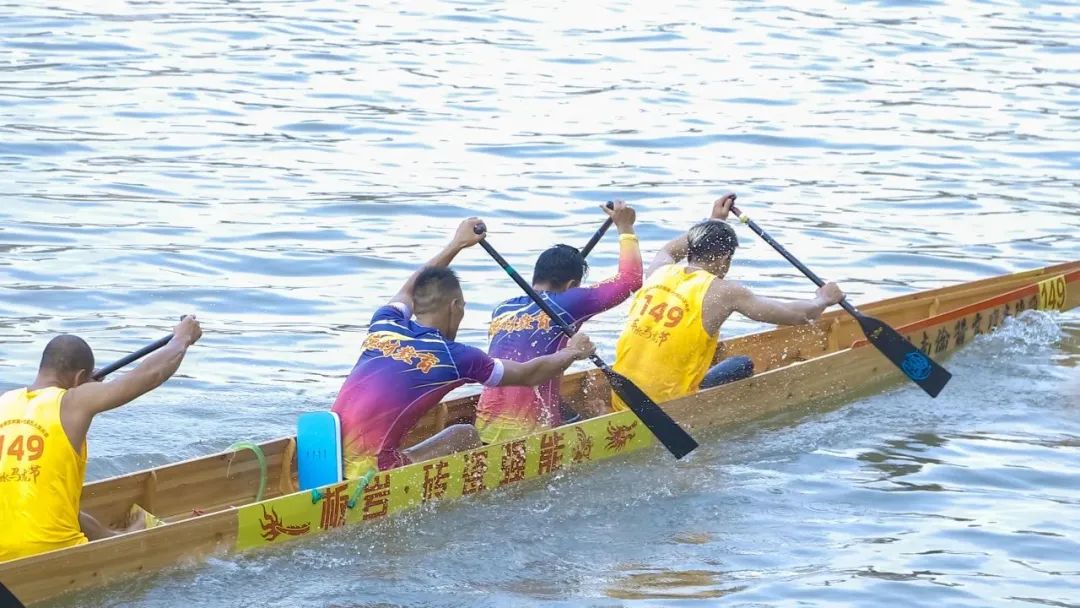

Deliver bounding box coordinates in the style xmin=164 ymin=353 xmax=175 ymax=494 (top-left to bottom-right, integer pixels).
xmin=0 ymin=317 xmax=202 ymax=562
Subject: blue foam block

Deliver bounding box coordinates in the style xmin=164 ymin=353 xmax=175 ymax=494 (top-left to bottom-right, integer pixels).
xmin=297 ymin=411 xmax=343 ymax=491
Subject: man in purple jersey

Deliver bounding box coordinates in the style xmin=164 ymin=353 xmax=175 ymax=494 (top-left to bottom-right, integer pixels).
xmin=475 ymin=202 xmax=643 ymax=444
xmin=332 ymin=218 xmax=596 ymax=478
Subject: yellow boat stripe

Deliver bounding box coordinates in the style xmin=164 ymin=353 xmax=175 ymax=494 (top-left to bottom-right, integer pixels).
xmin=1036 ymin=275 xmax=1067 ymax=311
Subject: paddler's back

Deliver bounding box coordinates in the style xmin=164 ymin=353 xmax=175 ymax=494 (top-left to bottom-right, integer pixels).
xmin=0 ymin=386 xmax=88 ymax=562
xmin=612 ymin=264 xmax=719 ymax=407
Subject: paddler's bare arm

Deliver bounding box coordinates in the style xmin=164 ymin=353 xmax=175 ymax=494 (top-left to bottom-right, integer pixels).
xmin=60 ymin=317 xmax=203 ymax=450
xmin=702 ymin=281 xmax=844 ymax=334
xmin=497 ymin=333 xmax=595 ymax=386
xmin=391 ymin=218 xmax=486 ymax=310
xmin=646 ymin=194 xmax=736 ymax=276
xmin=647 ymin=234 xmax=689 ymax=277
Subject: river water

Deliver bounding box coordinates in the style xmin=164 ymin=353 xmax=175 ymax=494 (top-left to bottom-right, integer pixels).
xmin=2 ymin=0 xmax=1078 ymax=606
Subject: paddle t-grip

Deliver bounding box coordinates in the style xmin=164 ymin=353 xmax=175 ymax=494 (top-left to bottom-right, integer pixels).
xmin=473 ymin=223 xmax=486 ymax=235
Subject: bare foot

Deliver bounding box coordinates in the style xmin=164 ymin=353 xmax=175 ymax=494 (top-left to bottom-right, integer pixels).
xmin=126 ymin=504 xmax=164 ymax=532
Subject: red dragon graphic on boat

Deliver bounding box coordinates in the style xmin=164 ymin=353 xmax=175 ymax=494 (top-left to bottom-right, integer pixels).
xmin=259 ymin=505 xmax=311 ymax=542
xmin=605 ymin=420 xmax=639 ymax=451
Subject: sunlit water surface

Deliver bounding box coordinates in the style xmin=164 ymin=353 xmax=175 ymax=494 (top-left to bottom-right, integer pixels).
xmin=1 ymin=0 xmax=1078 ymax=606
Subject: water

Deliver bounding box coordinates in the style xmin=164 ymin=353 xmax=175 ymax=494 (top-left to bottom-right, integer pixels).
xmin=1 ymin=0 xmax=1078 ymax=606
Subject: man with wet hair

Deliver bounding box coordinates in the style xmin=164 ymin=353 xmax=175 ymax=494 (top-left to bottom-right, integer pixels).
xmin=534 ymin=244 xmax=591 ymax=291
xmin=0 ymin=317 xmax=202 ymax=561
xmin=612 ymin=194 xmax=844 ymax=409
xmin=332 ymin=218 xmax=596 ymax=478
xmin=475 ymin=202 xmax=643 ymax=444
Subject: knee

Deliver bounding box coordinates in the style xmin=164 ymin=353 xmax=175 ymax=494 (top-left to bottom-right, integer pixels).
xmin=447 ymin=424 xmax=481 ymax=449
xmin=731 ymin=355 xmax=754 ymax=376
xmin=701 ymin=355 xmax=755 ymax=389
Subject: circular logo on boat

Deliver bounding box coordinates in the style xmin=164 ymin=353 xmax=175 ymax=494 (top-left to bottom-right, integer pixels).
xmin=901 ymin=351 xmax=932 ymax=381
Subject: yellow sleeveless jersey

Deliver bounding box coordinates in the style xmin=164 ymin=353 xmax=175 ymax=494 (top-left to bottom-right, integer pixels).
xmin=0 ymin=387 xmax=88 ymax=561
xmin=612 ymin=264 xmax=718 ymax=409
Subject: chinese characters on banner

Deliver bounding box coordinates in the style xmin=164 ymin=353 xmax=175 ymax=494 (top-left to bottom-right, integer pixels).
xmin=422 ymin=460 xmax=450 ymax=501
xmin=319 ymin=484 xmax=349 ymax=530
xmin=462 ymin=450 xmax=488 ymax=495
xmin=362 ymin=473 xmax=391 ymax=521
xmin=538 ymin=431 xmax=565 ymax=475
xmin=500 ymin=440 xmax=527 ymax=486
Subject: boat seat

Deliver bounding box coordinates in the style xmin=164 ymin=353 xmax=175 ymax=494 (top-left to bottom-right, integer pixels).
xmin=296 ymin=412 xmax=343 ymax=491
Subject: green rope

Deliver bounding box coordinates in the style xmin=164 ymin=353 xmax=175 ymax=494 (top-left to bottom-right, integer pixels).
xmin=311 ymin=469 xmax=373 ymax=506
xmin=226 ymin=441 xmax=267 ymax=503
xmin=347 ymin=469 xmax=376 ymax=509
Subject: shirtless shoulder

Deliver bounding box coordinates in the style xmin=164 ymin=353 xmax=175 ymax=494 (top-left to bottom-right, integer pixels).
xmin=701 ymin=279 xmax=747 ymax=335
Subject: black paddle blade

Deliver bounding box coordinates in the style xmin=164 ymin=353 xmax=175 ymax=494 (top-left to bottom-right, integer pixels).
xmin=604 ymin=368 xmax=698 ymax=459
xmin=855 ymin=313 xmax=952 ymax=398
xmin=0 ymin=580 xmax=26 ymax=608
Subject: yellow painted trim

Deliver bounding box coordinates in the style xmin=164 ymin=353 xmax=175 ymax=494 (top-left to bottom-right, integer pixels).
xmin=1036 ymin=275 xmax=1067 ymax=311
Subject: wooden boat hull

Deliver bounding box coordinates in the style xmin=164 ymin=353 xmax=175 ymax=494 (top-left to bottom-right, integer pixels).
xmin=2 ymin=261 xmax=1076 ymax=605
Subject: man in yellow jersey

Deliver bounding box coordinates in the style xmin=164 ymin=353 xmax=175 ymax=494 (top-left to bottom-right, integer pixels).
xmin=612 ymin=194 xmax=844 ymax=407
xmin=0 ymin=317 xmax=202 ymax=562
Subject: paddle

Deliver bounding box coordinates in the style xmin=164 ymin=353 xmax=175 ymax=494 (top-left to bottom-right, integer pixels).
xmin=730 ymin=205 xmax=952 ymax=397
xmin=579 ymin=201 xmax=616 ymax=258
xmin=92 ymin=324 xmax=180 ymax=381
xmin=475 ymin=224 xmax=698 ymax=459
xmin=0 ymin=580 xmax=26 ymax=608
xmin=558 ymin=201 xmax=619 ymax=425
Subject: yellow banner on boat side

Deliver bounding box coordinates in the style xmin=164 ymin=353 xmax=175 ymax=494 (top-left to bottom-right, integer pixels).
xmin=1036 ymin=275 xmax=1067 ymax=311
xmin=236 ymin=410 xmax=653 ymax=551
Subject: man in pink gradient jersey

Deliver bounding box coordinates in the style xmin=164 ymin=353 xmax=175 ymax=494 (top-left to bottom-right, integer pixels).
xmin=331 ymin=218 xmax=596 ymax=478
xmin=475 ymin=202 xmax=643 ymax=444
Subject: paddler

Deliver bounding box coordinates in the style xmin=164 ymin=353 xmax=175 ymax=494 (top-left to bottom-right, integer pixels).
xmin=611 ymin=194 xmax=844 ymax=408
xmin=475 ymin=201 xmax=642 ymax=443
xmin=0 ymin=316 xmax=203 ymax=562
xmin=332 ymin=218 xmax=596 ymax=479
